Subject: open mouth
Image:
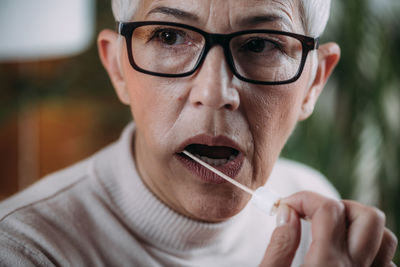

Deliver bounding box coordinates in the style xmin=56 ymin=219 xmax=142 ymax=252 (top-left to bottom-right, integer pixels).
xmin=183 ymin=144 xmax=239 ymax=167
xmin=176 ymin=136 xmax=244 ymax=184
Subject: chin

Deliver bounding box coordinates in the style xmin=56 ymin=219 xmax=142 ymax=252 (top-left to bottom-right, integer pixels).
xmin=183 ymin=189 xmax=251 ymax=223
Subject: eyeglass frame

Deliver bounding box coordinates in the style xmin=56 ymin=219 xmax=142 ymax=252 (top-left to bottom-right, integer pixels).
xmin=117 ymin=21 xmax=319 ymax=85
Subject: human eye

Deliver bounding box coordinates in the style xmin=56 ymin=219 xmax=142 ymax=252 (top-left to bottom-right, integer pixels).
xmin=239 ymin=37 xmax=282 ymax=54
xmin=148 ymin=27 xmax=189 ymax=46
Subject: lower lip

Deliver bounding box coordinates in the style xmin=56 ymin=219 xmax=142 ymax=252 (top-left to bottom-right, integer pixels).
xmin=175 ymin=152 xmax=244 ymax=184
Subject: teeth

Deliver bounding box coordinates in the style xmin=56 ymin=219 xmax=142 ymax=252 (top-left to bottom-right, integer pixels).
xmin=193 ymin=153 xmax=237 ymax=166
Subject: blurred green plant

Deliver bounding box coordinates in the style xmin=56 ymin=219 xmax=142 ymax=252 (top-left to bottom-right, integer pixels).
xmin=283 ymin=0 xmax=400 ymax=261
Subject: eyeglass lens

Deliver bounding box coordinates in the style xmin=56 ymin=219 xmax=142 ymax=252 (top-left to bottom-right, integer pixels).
xmin=130 ymin=24 xmax=304 ymax=83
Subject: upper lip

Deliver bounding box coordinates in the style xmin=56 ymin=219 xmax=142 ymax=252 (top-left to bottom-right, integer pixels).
xmin=176 ymin=134 xmax=242 ymax=154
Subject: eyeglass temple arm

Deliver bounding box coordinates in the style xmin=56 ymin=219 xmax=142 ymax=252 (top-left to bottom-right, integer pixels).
xmin=116 ymin=21 xmax=126 ymax=34
xmin=313 ymin=37 xmax=320 ymax=50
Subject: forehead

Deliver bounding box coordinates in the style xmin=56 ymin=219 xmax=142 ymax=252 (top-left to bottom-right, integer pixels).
xmin=136 ymin=0 xmax=303 ymax=33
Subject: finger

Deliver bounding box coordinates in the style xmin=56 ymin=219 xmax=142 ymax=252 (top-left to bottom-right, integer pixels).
xmin=282 ymin=191 xmax=347 ymax=248
xmin=343 ymin=200 xmax=386 ymax=265
xmin=260 ymin=204 xmax=301 ymax=267
xmin=371 ymin=228 xmax=398 ymax=267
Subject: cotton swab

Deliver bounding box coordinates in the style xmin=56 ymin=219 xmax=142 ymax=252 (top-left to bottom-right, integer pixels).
xmin=183 ymin=150 xmax=281 ymax=215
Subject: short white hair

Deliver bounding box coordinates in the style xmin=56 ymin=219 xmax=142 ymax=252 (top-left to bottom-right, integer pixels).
xmin=299 ymin=0 xmax=331 ymax=36
xmin=111 ymin=0 xmax=331 ymax=37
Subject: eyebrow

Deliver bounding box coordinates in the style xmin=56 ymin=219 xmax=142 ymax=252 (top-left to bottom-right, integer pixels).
xmin=147 ymin=7 xmax=200 ymax=22
xmin=238 ymin=14 xmax=293 ymax=30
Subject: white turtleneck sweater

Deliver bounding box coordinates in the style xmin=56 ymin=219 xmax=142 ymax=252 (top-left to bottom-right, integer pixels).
xmin=0 ymin=123 xmax=339 ymax=267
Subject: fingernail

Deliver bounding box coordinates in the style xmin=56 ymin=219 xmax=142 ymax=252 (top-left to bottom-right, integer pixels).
xmin=276 ymin=204 xmax=290 ymax=226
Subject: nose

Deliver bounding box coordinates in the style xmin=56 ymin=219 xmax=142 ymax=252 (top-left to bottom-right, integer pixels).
xmin=188 ymin=47 xmax=240 ymax=111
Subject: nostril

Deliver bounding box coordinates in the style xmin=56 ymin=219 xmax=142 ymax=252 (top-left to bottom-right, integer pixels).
xmin=194 ymin=100 xmax=203 ymax=107
xmin=193 ymin=101 xmax=234 ymax=110
xmin=224 ymin=103 xmax=233 ymax=110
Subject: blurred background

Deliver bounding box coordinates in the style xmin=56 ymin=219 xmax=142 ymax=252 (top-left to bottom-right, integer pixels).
xmin=0 ymin=0 xmax=399 ymax=262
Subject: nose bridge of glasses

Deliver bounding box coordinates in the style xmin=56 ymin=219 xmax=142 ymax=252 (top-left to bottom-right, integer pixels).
xmin=204 ymin=33 xmax=231 ymax=57
xmin=199 ymin=33 xmax=234 ymax=76
xmin=206 ymin=33 xmax=229 ymax=47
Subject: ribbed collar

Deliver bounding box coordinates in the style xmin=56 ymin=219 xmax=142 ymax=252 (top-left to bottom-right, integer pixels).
xmin=96 ymin=123 xmax=251 ymax=255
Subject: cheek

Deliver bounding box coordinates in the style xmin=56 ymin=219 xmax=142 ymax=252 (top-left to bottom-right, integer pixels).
xmin=244 ymin=85 xmax=305 ymax=184
xmin=249 ymin=60 xmax=312 ymax=155
xmin=125 ymin=73 xmax=186 ymax=150
xmin=250 ymin=88 xmax=300 ymax=139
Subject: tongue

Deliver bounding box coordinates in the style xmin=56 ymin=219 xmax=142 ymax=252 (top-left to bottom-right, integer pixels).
xmin=186 ymin=144 xmax=238 ymax=159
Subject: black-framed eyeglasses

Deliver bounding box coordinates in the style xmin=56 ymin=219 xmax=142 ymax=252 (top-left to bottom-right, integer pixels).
xmin=117 ymin=21 xmax=319 ymax=85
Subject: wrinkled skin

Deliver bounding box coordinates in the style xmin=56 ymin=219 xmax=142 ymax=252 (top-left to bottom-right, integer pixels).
xmin=99 ymin=0 xmax=331 ymax=221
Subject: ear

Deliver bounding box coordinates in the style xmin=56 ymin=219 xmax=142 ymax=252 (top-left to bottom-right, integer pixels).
xmin=298 ymin=42 xmax=341 ymax=121
xmin=97 ymin=29 xmax=130 ymax=105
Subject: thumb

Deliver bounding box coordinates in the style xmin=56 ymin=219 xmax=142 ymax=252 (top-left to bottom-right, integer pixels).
xmin=260 ymin=204 xmax=301 ymax=267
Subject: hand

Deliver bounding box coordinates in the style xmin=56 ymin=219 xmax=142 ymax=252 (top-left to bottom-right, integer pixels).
xmin=260 ymin=191 xmax=398 ymax=267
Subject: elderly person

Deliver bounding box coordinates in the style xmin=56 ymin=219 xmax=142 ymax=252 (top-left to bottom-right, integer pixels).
xmin=0 ymin=0 xmax=397 ymax=266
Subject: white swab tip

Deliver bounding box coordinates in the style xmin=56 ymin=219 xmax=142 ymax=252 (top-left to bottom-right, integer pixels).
xmin=251 ymin=187 xmax=281 ymax=216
